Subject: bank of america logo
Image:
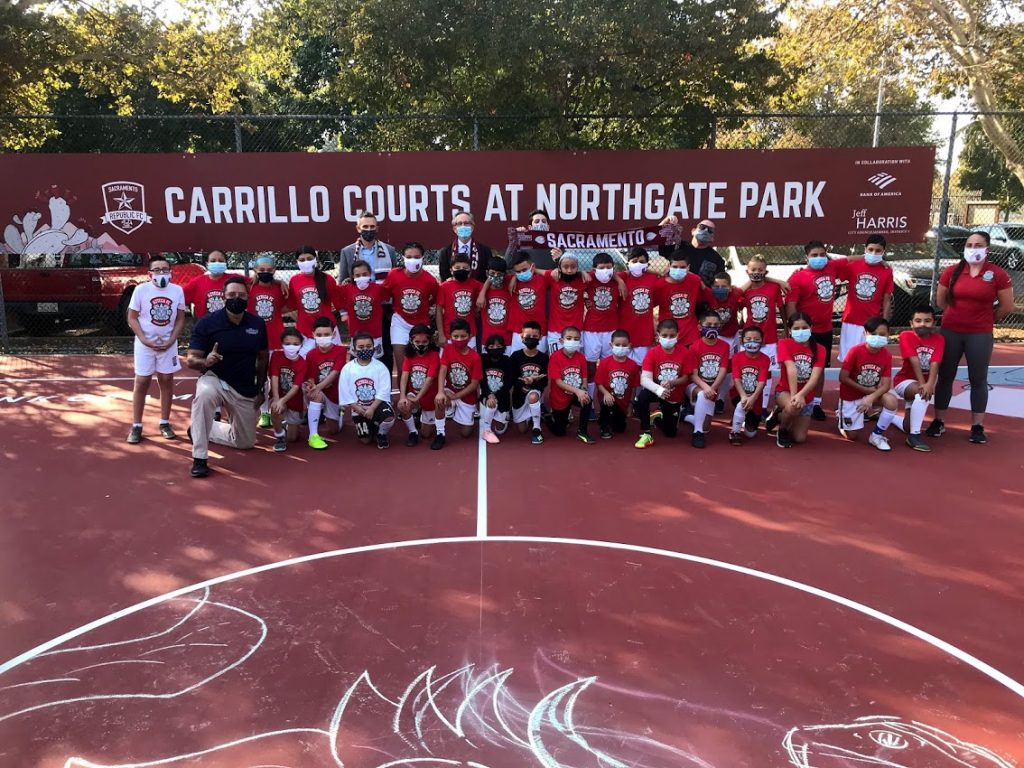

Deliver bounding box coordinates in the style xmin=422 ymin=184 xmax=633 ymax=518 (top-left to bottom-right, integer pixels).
xmin=868 ymin=172 xmax=897 ymax=189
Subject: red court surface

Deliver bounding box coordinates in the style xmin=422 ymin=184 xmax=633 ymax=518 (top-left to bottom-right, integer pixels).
xmin=1 ymin=352 xmax=1023 ymax=767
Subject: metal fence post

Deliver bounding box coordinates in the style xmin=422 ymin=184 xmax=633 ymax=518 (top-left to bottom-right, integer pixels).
xmin=472 ymin=116 xmax=480 ymax=151
xmin=0 ymin=271 xmax=9 ymax=351
xmin=233 ymin=115 xmax=243 ymax=153
xmin=930 ymin=111 xmax=958 ymax=305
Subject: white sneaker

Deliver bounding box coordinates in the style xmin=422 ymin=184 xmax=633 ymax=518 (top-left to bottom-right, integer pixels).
xmin=868 ymin=432 xmax=891 ymax=452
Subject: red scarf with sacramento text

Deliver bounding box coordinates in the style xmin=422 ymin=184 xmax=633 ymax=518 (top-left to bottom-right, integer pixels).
xmin=508 ymin=224 xmax=679 ymax=252
xmin=453 ymin=239 xmax=481 ymax=273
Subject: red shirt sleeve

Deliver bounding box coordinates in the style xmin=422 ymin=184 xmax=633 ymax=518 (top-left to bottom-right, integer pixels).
xmin=841 ymin=345 xmax=859 ymax=375
xmin=898 ymin=332 xmax=917 ymax=360
xmin=814 ymin=343 xmax=828 ymax=368
xmin=641 ymin=347 xmax=657 ymax=374
xmin=995 ymin=267 xmax=1012 ymax=290
xmin=469 ymin=352 xmax=483 ymax=381
xmin=938 ymin=265 xmax=955 ymax=287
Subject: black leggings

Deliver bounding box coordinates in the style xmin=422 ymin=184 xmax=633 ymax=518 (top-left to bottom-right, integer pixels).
xmin=635 ymin=389 xmax=681 ymax=437
xmin=935 ymin=328 xmax=994 ymax=414
xmin=599 ymin=403 xmax=628 ymax=433
xmin=549 ymin=396 xmax=593 ymax=436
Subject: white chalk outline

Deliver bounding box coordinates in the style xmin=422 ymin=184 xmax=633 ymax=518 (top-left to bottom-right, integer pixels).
xmin=2 ymin=536 xmax=1022 ymax=705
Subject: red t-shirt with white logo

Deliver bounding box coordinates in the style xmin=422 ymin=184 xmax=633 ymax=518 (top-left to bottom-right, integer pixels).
xmin=655 ymin=274 xmax=704 ymax=347
xmin=584 ymin=277 xmax=621 ymax=332
xmin=787 ymin=258 xmax=850 ymax=333
xmin=481 ymin=285 xmax=516 ymax=346
xmin=384 ymin=269 xmax=438 ymax=326
xmin=703 ymin=286 xmax=747 ymax=338
xmin=303 ymin=344 xmax=346 ymax=403
xmin=842 ymin=261 xmax=894 ymax=325
xmin=547 ymin=273 xmax=586 ymax=333
xmin=511 ymin=274 xmax=550 ymax=334
xmin=618 ymin=272 xmax=662 ymax=347
xmin=594 ymin=355 xmax=640 ymax=413
xmin=335 ymin=282 xmax=387 ymax=338
xmin=248 ymin=282 xmax=287 ymax=348
xmin=776 ymin=337 xmax=828 ymax=393
xmin=270 ymin=353 xmax=307 ymax=413
xmin=685 ymin=339 xmax=732 ymax=385
xmin=548 ymin=349 xmax=588 ymax=410
xmin=743 ymin=282 xmax=784 ymax=343
xmin=402 ymin=348 xmax=441 ymax=405
xmin=289 ymin=273 xmax=340 ymax=338
xmin=184 ymin=273 xmax=229 ymax=319
xmin=731 ymin=351 xmax=771 ymax=399
xmin=641 ymin=345 xmax=692 ymax=404
xmin=441 ymin=347 xmax=483 ymax=405
xmin=939 ymin=263 xmax=1012 ymax=333
xmin=438 ymin=278 xmax=482 ymax=338
xmin=894 ymin=330 xmax=945 ymax=387
xmin=840 ymin=342 xmax=893 ymax=401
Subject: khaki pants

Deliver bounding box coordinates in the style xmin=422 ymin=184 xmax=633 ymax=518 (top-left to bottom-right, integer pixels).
xmin=190 ymin=374 xmax=259 ymax=459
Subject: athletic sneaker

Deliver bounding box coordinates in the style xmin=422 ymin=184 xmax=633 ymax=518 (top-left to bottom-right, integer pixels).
xmin=811 ymin=404 xmax=827 ymax=421
xmin=274 ymin=436 xmax=288 ymax=452
xmin=764 ymin=408 xmax=780 ymax=434
xmin=691 ymin=431 xmax=706 ymax=449
xmin=634 ymin=432 xmax=654 ymax=449
xmin=600 ymin=426 xmax=613 ymax=440
xmin=531 ymin=428 xmax=544 ymax=445
xmin=576 ymin=431 xmax=596 ymax=445
xmin=482 ymin=429 xmax=500 ymax=444
xmin=744 ymin=410 xmax=760 ymax=434
xmin=650 ymin=408 xmax=663 ymax=425
xmin=868 ymin=432 xmax=892 ymax=452
xmin=925 ymin=419 xmax=945 ymax=437
xmin=431 ymin=434 xmax=446 ymax=450
xmin=159 ymin=422 xmax=176 ymax=440
xmin=714 ymin=400 xmax=725 ymax=416
xmin=190 ymin=458 xmax=209 ymax=478
xmin=258 ymin=412 xmax=272 ymax=429
xmin=969 ymin=424 xmax=987 ymax=444
xmin=308 ymin=434 xmax=328 ymax=450
xmin=405 ymin=432 xmax=420 ymax=447
xmin=776 ymin=429 xmax=793 ymax=448
xmin=126 ymin=425 xmax=143 ymax=444
xmin=376 ymin=433 xmax=390 ymax=449
xmin=905 ymin=434 xmax=931 ymax=452
xmin=729 ymin=431 xmax=743 ymax=446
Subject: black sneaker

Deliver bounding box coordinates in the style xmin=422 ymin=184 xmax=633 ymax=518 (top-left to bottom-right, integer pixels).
xmin=430 ymin=434 xmax=446 ymax=451
xmin=376 ymin=432 xmax=390 ymax=449
xmin=576 ymin=431 xmax=596 ymax=445
xmin=969 ymin=424 xmax=987 ymax=444
xmin=811 ymin=404 xmax=827 ymax=421
xmin=190 ymin=458 xmax=209 ymax=478
xmin=776 ymin=429 xmax=793 ymax=448
xmin=531 ymin=428 xmax=544 ymax=445
xmin=405 ymin=432 xmax=420 ymax=447
xmin=600 ymin=426 xmax=612 ymax=440
xmin=764 ymin=407 xmax=780 ymax=434
xmin=126 ymin=425 xmax=143 ymax=444
xmin=729 ymin=431 xmax=743 ymax=446
xmin=744 ymin=410 xmax=761 ymax=433
xmin=925 ymin=419 xmax=945 ymax=438
xmin=273 ymin=436 xmax=287 ymax=452
xmin=714 ymin=400 xmax=725 ymax=416
xmin=905 ymin=434 xmax=932 ymax=452
xmin=186 ymin=425 xmax=193 ymax=444
xmin=691 ymin=431 xmax=706 ymax=449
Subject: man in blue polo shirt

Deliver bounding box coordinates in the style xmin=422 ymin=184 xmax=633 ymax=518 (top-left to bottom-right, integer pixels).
xmin=186 ymin=276 xmax=269 ymax=478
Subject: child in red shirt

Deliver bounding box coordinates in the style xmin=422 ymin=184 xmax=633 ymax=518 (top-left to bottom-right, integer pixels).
xmin=478 ymin=257 xmax=517 ymax=348
xmin=742 ymin=254 xmax=787 ymax=411
xmin=397 ymin=324 xmax=441 ymax=447
xmin=729 ymin=325 xmax=771 ymax=445
xmin=508 ymin=251 xmax=550 ymax=353
xmin=546 ymin=326 xmax=595 ymax=443
xmin=893 ymin=305 xmax=945 ymax=452
xmin=336 ymin=259 xmax=387 ymax=359
xmin=436 ymin=252 xmax=482 ymax=346
xmin=546 ymin=253 xmax=587 ymax=352
xmin=433 ymin=319 xmax=482 ymax=450
xmin=583 ymin=251 xmax=623 ymax=389
xmin=771 ymin=313 xmax=827 ymax=448
xmin=655 ymin=251 xmax=704 ymax=348
xmin=619 ymin=247 xmax=661 ymax=365
xmin=384 ymin=241 xmax=438 ymax=375
xmin=683 ymin=310 xmax=731 ymax=449
xmin=303 ymin=317 xmax=346 ymax=450
xmin=249 ymin=255 xmax=289 ymax=429
xmin=634 ymin=318 xmax=692 ymax=449
xmin=290 ymin=246 xmax=341 ymax=354
xmin=184 ymin=250 xmax=230 ymax=319
xmin=838 ymin=316 xmax=898 ymax=451
xmin=704 ymin=271 xmax=746 ymax=414
xmin=594 ymin=329 xmax=640 ymax=440
xmin=269 ymin=327 xmax=306 ymax=452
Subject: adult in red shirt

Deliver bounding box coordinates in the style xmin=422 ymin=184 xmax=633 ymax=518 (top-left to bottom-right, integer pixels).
xmin=785 ymin=240 xmax=850 ymax=419
xmin=397 ymin=324 xmax=441 ymax=446
xmin=508 ymin=251 xmax=550 ymax=352
xmin=594 ymin=330 xmax=640 ymax=439
xmin=655 ymin=251 xmax=704 ymax=348
xmin=335 ymin=259 xmax=387 ymax=358
xmin=619 ymin=247 xmax=662 ymax=365
xmin=384 ymin=242 xmax=439 ymax=374
xmin=184 ymin=250 xmax=231 ymax=319
xmin=932 ymin=231 xmax=1015 ymax=443
xmin=839 ymin=234 xmax=895 ymax=362
xmin=772 ymin=313 xmax=827 ymax=448
xmin=634 ymin=318 xmax=692 ymax=449
xmin=290 ymin=246 xmax=341 ymax=354
xmin=893 ymin=305 xmax=945 ymax=451
xmin=436 ymin=252 xmax=482 ymax=345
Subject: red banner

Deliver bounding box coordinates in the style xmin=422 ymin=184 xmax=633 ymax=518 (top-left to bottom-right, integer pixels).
xmin=0 ymin=148 xmax=935 ymax=255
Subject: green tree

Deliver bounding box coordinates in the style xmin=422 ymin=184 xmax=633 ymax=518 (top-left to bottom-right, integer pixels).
xmin=956 ymin=120 xmax=1024 ymax=214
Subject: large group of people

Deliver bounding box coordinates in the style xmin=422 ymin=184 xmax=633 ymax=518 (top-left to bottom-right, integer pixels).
xmin=123 ymin=211 xmax=1015 ymax=478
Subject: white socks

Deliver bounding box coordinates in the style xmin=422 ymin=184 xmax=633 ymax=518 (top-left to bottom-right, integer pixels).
xmin=480 ymin=404 xmax=497 ymax=434
xmin=378 ymin=417 xmax=394 ymax=436
xmin=876 ymin=407 xmax=897 ymax=433
xmin=909 ymin=395 xmax=927 ymax=435
xmin=403 ymin=416 xmax=417 ymax=435
xmin=528 ymin=400 xmax=542 ymax=429
xmin=731 ymin=403 xmax=746 ymax=433
xmin=692 ymin=395 xmax=715 ymax=433
xmin=435 ymin=418 xmax=447 ymax=436
xmin=307 ymin=401 xmax=322 ymax=437
xmin=761 ymin=378 xmax=774 ymax=410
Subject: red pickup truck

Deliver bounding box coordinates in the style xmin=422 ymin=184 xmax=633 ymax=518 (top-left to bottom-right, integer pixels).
xmin=0 ymin=252 xmax=202 ymax=335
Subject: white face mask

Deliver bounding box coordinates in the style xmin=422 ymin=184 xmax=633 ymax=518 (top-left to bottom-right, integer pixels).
xmin=964 ymin=247 xmax=987 ymax=265
xmin=611 ymin=345 xmax=630 ymax=358
xmin=282 ymin=344 xmax=301 ymax=359
xmin=404 ymin=258 xmax=423 ymax=272
xmin=562 ymin=339 xmax=581 ymax=354
xmin=314 ymin=336 xmax=333 ymax=348
xmin=297 ymin=259 xmax=316 ymax=274
xmin=658 ymin=336 xmax=678 ymax=350
xmin=531 ymin=221 xmax=549 ymax=232
xmin=594 ymin=267 xmax=614 ymax=283
xmin=354 ymin=276 xmax=372 ymax=290
xmin=628 ymin=262 xmax=647 ymax=277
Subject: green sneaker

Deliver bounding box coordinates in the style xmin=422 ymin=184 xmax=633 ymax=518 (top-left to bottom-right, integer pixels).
xmin=159 ymin=422 xmax=176 ymax=440
xmin=308 ymin=434 xmax=328 ymax=450
xmin=258 ymin=412 xmax=272 ymax=429
xmin=634 ymin=432 xmax=654 ymax=449
xmin=126 ymin=425 xmax=143 ymax=445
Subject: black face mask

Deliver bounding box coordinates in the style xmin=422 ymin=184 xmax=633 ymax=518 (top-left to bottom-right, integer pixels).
xmin=522 ymin=337 xmax=540 ymax=349
xmin=256 ymin=272 xmax=274 ymax=284
xmin=225 ymin=297 xmax=248 ymax=314
xmin=452 ymin=270 xmax=470 ymax=282
xmin=413 ymin=343 xmax=429 ymax=353
xmin=487 ymin=347 xmax=506 ymax=358
xmin=561 ymin=271 xmax=580 ymax=282
xmin=361 ymin=230 xmax=378 ymax=242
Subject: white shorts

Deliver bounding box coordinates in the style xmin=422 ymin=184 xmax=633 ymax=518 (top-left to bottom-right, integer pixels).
xmin=317 ymin=399 xmax=340 ymax=422
xmin=300 ymin=329 xmax=341 ymax=356
xmin=349 ymin=336 xmax=384 ymax=360
xmin=629 ymin=346 xmax=650 ymax=367
xmin=390 ymin=314 xmax=415 ymax=346
xmin=449 ymin=398 xmax=476 ymax=427
xmin=510 ymin=334 xmax=547 ymax=354
xmin=419 ymin=410 xmax=437 ymax=425
xmin=284 ymin=410 xmax=304 ymax=426
xmin=761 ymin=343 xmax=779 ymax=373
xmin=583 ymin=331 xmax=613 ymax=362
xmin=134 ymin=338 xmax=181 ymax=376
xmin=839 ymin=322 xmax=865 ymax=362
xmin=839 ymin=399 xmax=866 ymax=431
xmin=891 ymin=380 xmax=916 ymax=399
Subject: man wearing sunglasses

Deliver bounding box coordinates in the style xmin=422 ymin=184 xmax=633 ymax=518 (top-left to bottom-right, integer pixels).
xmin=660 ymin=217 xmax=725 ymax=288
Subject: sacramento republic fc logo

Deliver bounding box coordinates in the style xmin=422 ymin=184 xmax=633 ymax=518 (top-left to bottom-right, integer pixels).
xmin=101 ymin=181 xmax=152 ymax=235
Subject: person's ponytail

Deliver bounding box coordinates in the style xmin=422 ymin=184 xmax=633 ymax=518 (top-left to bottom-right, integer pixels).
xmin=947 ymin=259 xmax=967 ymax=304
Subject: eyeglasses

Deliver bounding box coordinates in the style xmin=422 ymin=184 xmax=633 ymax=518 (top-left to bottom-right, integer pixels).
xmin=697 ymin=224 xmax=715 ymax=233
xmin=150 ymin=268 xmax=171 ymax=275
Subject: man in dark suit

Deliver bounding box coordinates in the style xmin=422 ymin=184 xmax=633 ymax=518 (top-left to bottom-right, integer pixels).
xmin=437 ymin=211 xmax=493 ymax=282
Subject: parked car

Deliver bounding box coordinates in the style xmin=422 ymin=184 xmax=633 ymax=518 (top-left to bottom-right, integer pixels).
xmin=976 ymin=223 xmax=1024 ymax=271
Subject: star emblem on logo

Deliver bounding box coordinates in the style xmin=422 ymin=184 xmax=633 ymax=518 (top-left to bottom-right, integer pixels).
xmin=114 ymin=192 xmax=135 ymax=209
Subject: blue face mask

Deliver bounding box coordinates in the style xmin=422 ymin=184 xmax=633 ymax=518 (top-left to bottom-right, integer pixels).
xmin=742 ymin=340 xmax=761 ymax=353
xmin=207 ymin=262 xmax=227 ymax=276
xmin=355 ymin=347 xmax=375 ymax=361
xmin=456 ymin=225 xmax=473 ymax=240
xmin=865 ymin=334 xmax=888 ymax=349
xmin=712 ymin=287 xmax=729 ymax=300
xmin=669 ymin=267 xmax=688 ymax=281
xmin=864 ymin=252 xmax=885 ymax=265
xmin=515 ymin=269 xmax=533 ymax=282
xmin=807 ymin=256 xmax=828 ymax=270
xmin=791 ymin=328 xmax=812 ymax=343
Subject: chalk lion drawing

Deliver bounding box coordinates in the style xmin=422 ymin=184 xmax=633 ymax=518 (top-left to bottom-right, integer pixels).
xmin=783 ymin=715 xmax=1013 ymax=768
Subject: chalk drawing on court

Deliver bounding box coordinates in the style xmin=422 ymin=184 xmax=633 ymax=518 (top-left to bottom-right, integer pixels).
xmin=783 ymin=715 xmax=1014 ymax=768
xmin=0 ymin=587 xmax=266 ymax=725
xmin=59 ymin=664 xmax=713 ymax=768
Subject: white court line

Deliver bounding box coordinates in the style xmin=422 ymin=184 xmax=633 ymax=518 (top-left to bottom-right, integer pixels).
xmin=476 ymin=436 xmax=488 ymax=538
xmin=1 ymin=536 xmax=1021 ymax=704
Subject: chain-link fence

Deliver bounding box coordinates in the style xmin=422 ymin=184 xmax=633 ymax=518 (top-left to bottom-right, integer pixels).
xmin=2 ymin=110 xmax=1023 ymax=352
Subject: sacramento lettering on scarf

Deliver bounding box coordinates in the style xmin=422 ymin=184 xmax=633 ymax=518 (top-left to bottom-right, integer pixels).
xmin=509 ymin=224 xmax=680 ymax=252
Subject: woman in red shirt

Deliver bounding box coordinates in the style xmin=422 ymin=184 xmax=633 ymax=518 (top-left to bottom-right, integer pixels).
xmin=931 ymin=231 xmax=1015 ymax=444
